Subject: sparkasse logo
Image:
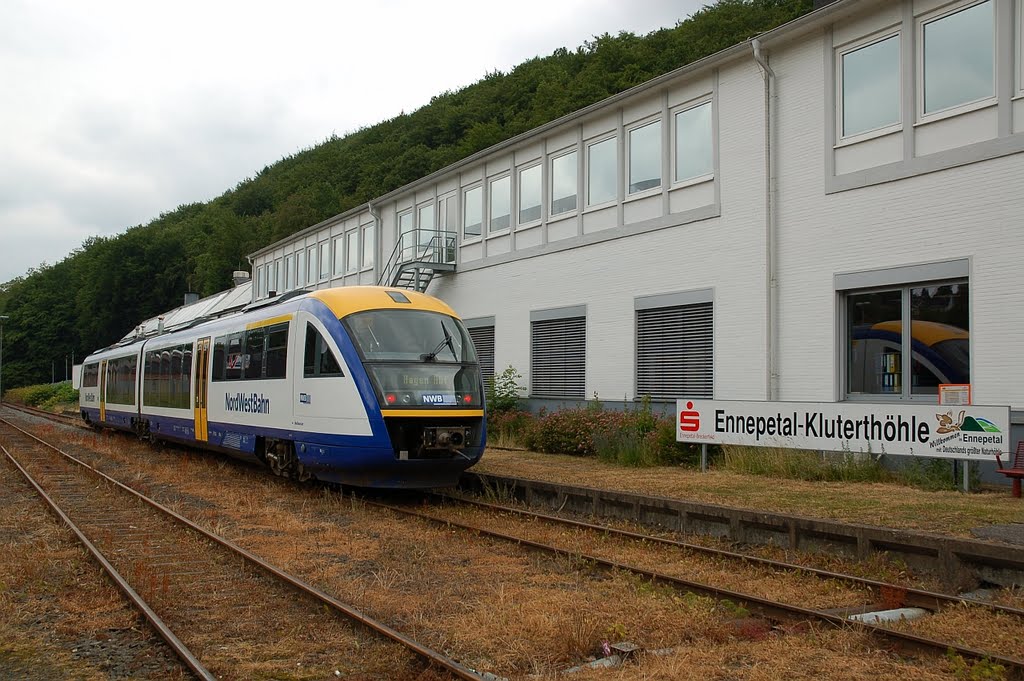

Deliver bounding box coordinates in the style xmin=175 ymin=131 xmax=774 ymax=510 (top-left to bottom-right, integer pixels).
xmin=679 ymin=401 xmax=700 ymax=432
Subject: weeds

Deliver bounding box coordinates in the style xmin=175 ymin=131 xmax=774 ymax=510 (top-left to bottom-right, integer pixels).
xmin=719 ymin=445 xmax=889 ymax=483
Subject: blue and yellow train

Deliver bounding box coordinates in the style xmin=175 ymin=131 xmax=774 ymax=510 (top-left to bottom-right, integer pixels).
xmin=78 ymin=286 xmax=486 ymax=488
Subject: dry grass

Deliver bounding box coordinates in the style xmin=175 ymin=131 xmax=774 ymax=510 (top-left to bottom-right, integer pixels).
xmin=0 ymin=454 xmax=186 ymax=679
xmin=475 ymin=449 xmax=1024 ymax=536
xmin=2 ymin=415 xmax=1007 ymax=679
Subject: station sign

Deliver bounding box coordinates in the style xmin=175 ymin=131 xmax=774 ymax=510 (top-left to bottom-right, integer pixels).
xmin=676 ymin=399 xmax=1011 ymax=461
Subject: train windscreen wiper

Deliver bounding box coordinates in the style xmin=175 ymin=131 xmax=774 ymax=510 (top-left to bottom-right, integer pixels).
xmin=420 ymin=321 xmax=456 ymax=362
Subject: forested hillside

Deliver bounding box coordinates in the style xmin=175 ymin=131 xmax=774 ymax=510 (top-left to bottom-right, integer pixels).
xmin=0 ymin=0 xmax=811 ymax=389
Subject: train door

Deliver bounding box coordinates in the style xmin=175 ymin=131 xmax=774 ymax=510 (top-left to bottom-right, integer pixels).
xmin=194 ymin=337 xmax=211 ymax=441
xmin=98 ymin=360 xmax=107 ymax=422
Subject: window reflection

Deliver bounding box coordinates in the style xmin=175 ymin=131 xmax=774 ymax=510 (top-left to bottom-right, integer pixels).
xmin=909 ymin=283 xmax=969 ymax=393
xmin=490 ymin=175 xmax=511 ymax=232
xmin=842 ymin=35 xmax=900 ymax=137
xmin=675 ymin=102 xmax=714 ymax=181
xmin=588 ymin=137 xmax=616 ymax=206
xmin=464 ymin=187 xmax=482 ymax=237
xmin=847 ymin=282 xmax=970 ymax=398
xmin=629 ymin=121 xmax=661 ymax=193
xmin=923 ymin=1 xmax=994 ymax=113
xmin=519 ymin=165 xmax=542 ymax=224
xmin=848 ymin=290 xmax=903 ymax=395
xmin=551 ymin=151 xmax=577 ymax=215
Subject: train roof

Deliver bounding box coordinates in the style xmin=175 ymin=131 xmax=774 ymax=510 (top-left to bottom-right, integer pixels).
xmin=86 ymin=285 xmax=460 ymax=360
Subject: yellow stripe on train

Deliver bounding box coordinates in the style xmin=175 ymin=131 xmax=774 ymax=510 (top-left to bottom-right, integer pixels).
xmin=380 ymin=409 xmax=485 ymax=418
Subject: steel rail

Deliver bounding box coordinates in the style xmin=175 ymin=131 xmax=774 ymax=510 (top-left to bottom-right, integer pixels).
xmin=436 ymin=492 xmax=1024 ymax=618
xmin=371 ymin=498 xmax=1024 ymax=676
xmin=5 ymin=401 xmax=83 ymax=427
xmin=0 ymin=416 xmax=483 ymax=681
xmin=1 ymin=443 xmax=215 ymax=680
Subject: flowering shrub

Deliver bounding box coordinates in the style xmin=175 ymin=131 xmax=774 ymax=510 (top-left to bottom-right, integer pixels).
xmin=486 ymin=409 xmax=536 ymax=447
xmin=522 ymin=407 xmax=621 ymax=456
xmin=484 ymin=395 xmax=699 ymax=467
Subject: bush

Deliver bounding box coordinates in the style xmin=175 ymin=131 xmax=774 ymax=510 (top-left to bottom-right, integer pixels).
xmin=486 ymin=365 xmax=526 ymax=414
xmin=518 ymin=397 xmax=700 ymax=467
xmin=522 ymin=407 xmax=614 ymax=456
xmin=486 ymin=409 xmax=536 ymax=448
xmin=593 ymin=398 xmax=699 ymax=467
xmin=5 ymin=381 xmax=79 ymax=410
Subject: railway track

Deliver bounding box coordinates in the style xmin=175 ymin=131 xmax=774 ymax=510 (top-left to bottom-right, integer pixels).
xmin=9 ymin=403 xmax=1023 ymax=676
xmin=0 ymin=415 xmax=484 ymax=680
xmin=371 ymin=493 xmax=1024 ymax=677
xmin=4 ymin=401 xmax=85 ymax=428
xmin=438 ymin=492 xmax=1024 ymax=619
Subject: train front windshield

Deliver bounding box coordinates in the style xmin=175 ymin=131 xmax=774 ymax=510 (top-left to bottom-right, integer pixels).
xmin=344 ymin=310 xmax=483 ymax=408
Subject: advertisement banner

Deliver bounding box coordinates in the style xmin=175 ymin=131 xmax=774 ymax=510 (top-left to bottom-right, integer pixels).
xmin=676 ymin=399 xmax=1011 ymax=461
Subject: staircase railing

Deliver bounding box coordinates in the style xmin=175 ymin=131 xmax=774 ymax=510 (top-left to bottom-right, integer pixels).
xmin=378 ymin=230 xmax=457 ymax=289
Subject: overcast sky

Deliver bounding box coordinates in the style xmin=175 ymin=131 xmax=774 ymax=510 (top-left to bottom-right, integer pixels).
xmin=0 ymin=0 xmax=705 ymax=285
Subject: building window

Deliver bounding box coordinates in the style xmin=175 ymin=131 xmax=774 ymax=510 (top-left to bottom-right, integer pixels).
xmin=489 ymin=175 xmax=511 ymax=232
xmin=921 ymin=0 xmax=994 ymax=116
xmin=839 ymin=34 xmax=900 ymax=138
xmin=272 ymin=260 xmax=281 ymax=293
xmin=550 ymin=150 xmax=578 ymax=216
xmin=362 ymin=225 xmax=374 ymax=268
xmin=333 ymin=237 xmax=345 ymax=276
xmin=628 ymin=120 xmax=661 ymax=194
xmin=398 ymin=209 xmax=414 ymax=259
xmin=464 ymin=186 xmax=482 ymax=238
xmin=1019 ymin=0 xmax=1024 ymax=95
xmin=319 ymin=242 xmax=329 ymax=280
xmin=438 ymin=192 xmax=458 ymax=232
xmin=587 ymin=137 xmax=616 ymax=206
xmin=295 ymin=251 xmax=304 ymax=288
xmin=531 ymin=315 xmax=585 ymax=399
xmin=346 ymin=230 xmax=359 ymax=272
xmin=674 ymin=101 xmax=714 ymax=181
xmin=283 ymin=255 xmax=292 ymax=291
xmin=255 ymin=265 xmax=264 ymax=298
xmin=306 ymin=247 xmax=316 ymax=284
xmin=467 ymin=324 xmax=495 ymax=394
xmin=846 ymin=281 xmax=969 ymax=398
xmin=518 ymin=164 xmax=542 ymax=224
xmin=636 ymin=302 xmax=713 ymax=399
xmin=417 ymin=202 xmax=435 ymax=250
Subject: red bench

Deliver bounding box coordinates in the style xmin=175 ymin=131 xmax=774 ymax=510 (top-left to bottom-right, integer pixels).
xmin=996 ymin=441 xmax=1024 ymax=498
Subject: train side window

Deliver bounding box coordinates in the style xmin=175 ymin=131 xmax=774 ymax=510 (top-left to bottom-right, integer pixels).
xmin=82 ymin=363 xmax=99 ymax=388
xmin=225 ymin=333 xmax=243 ymax=380
xmin=265 ymin=322 xmax=289 ymax=379
xmin=212 ymin=337 xmax=226 ymax=381
xmin=245 ymin=327 xmax=265 ymax=380
xmin=304 ymin=323 xmax=343 ymax=378
xmin=181 ymin=346 xmax=193 ymax=408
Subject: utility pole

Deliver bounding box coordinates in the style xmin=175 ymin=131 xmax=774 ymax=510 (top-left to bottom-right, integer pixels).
xmin=0 ymin=315 xmax=8 ymax=401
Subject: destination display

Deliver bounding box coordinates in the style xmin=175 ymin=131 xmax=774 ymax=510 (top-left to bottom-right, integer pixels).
xmin=676 ymin=399 xmax=1011 ymax=460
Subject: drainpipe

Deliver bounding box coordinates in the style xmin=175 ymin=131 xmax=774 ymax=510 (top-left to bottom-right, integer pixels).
xmin=368 ymin=203 xmax=382 ymax=284
xmin=752 ymin=38 xmax=779 ymax=402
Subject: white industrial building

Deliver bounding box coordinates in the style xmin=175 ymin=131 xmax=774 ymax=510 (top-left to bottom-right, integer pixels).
xmin=247 ymin=0 xmax=1024 ymax=448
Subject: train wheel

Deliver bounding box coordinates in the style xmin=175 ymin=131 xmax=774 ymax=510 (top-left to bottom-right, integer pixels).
xmin=264 ymin=439 xmax=312 ymax=482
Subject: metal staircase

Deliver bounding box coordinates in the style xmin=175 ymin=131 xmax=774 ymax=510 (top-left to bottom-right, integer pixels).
xmin=378 ymin=230 xmax=457 ymax=292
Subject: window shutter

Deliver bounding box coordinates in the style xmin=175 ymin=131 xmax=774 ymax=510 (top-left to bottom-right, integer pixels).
xmin=468 ymin=325 xmax=495 ymax=389
xmin=636 ymin=303 xmax=713 ymax=399
xmin=531 ymin=317 xmax=586 ymax=399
